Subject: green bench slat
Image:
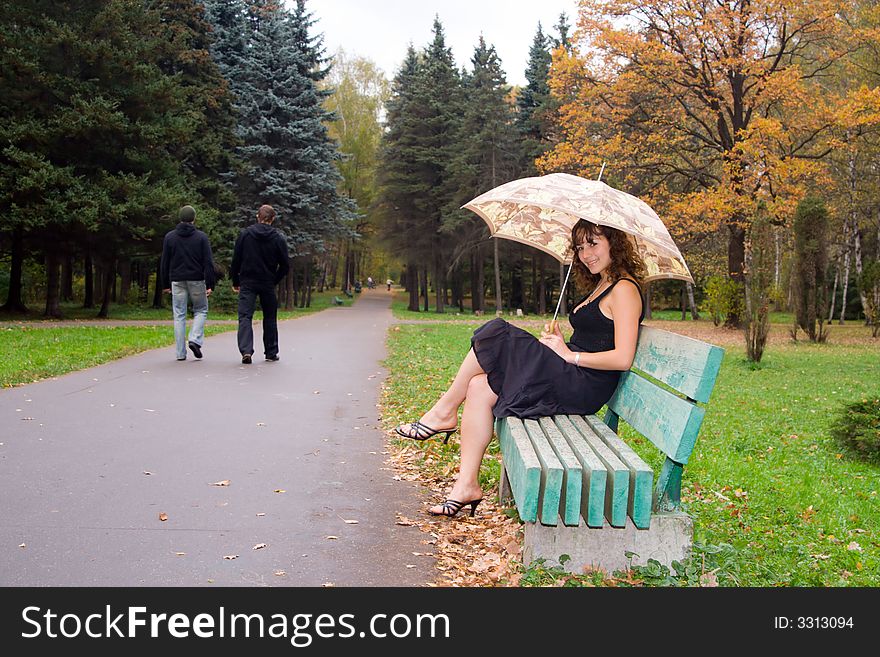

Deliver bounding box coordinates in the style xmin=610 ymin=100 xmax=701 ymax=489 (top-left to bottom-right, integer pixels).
xmin=496 ymin=418 xmax=541 ymax=522
xmin=568 ymin=415 xmax=630 ymax=527
xmin=583 ymin=415 xmax=653 ymax=529
xmin=632 ymin=326 xmax=724 ymax=403
xmin=536 ymin=417 xmax=583 ymax=526
xmin=553 ymin=415 xmax=607 ymax=528
xmin=522 ymin=419 xmax=564 ymax=526
xmin=607 ymin=371 xmax=706 ymax=465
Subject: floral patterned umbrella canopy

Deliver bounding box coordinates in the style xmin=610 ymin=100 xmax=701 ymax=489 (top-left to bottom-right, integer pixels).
xmin=463 ymin=172 xmax=693 ymax=283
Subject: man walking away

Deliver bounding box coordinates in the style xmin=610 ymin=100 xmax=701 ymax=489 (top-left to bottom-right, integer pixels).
xmin=160 ymin=205 xmax=215 ymax=361
xmin=230 ymin=204 xmax=289 ymax=364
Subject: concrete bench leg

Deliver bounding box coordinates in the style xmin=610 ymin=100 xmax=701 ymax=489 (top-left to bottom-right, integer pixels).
xmin=522 ymin=511 xmax=694 ymax=574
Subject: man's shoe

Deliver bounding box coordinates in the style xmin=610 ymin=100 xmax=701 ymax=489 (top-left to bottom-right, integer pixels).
xmin=241 ymin=353 xmax=252 ymax=364
xmin=266 ymin=354 xmax=279 ymax=362
xmin=176 ymin=357 xmax=186 ymax=361
xmin=188 ymin=341 xmax=203 ymax=359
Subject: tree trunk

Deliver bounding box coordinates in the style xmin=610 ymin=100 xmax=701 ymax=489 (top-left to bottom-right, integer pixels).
xmin=421 ymin=265 xmax=429 ymax=312
xmin=97 ymin=261 xmax=114 ymax=318
xmin=725 ymin=220 xmax=746 ymax=328
xmin=558 ymin=262 xmax=567 ymax=315
xmin=434 ymin=247 xmax=445 ymax=313
xmin=152 ymin=257 xmax=163 ymax=309
xmin=643 ymin=282 xmax=652 ymax=320
xmin=118 ymin=257 xmax=131 ymax=305
xmin=687 ymin=282 xmax=699 ymax=320
xmin=538 ymin=255 xmax=546 ymax=315
xmin=407 ymin=263 xmax=419 ymax=311
xmin=840 ymin=223 xmax=851 ymax=325
xmin=493 ymin=238 xmax=502 ymax=315
xmin=680 ymin=283 xmax=686 ymax=320
xmin=44 ymin=251 xmax=62 ymax=318
xmin=1 ymin=226 xmax=28 ymax=313
xmin=84 ymin=251 xmax=95 ymax=308
xmin=470 ymin=248 xmax=483 ymax=313
xmin=853 ymin=222 xmax=867 ymax=324
xmin=61 ymin=255 xmax=74 ymax=302
xmin=305 ymin=257 xmax=312 ymax=308
xmin=828 ymin=265 xmax=838 ymax=322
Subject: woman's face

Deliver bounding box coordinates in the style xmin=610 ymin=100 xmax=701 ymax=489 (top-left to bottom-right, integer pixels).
xmin=575 ymin=230 xmax=612 ymax=276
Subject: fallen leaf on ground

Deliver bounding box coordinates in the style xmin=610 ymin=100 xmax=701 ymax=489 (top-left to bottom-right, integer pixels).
xmin=847 ymin=542 xmax=862 ymax=551
xmin=322 ymin=582 xmax=335 ymax=587
xmin=274 ymin=489 xmax=286 ymax=493
xmin=275 ymin=571 xmax=286 ymax=577
xmin=325 ymin=535 xmax=339 ymax=540
xmin=209 ymin=480 xmax=230 ymax=487
xmin=256 ymin=422 xmax=265 ymax=426
xmin=700 ymin=572 xmax=719 ymax=587
xmin=143 ymin=409 xmax=155 ymax=413
xmin=252 ymin=543 xmax=267 ymax=550
xmin=223 ymin=555 xmax=238 ymax=560
xmin=174 ymin=552 xmax=186 ymax=556
xmin=19 ymin=543 xmax=26 ymax=548
xmin=143 ymin=471 xmax=153 ymax=476
xmin=256 ymin=513 xmax=266 ymax=517
xmin=159 ymin=513 xmax=168 ymax=522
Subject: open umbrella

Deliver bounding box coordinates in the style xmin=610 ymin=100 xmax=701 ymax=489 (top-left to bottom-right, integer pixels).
xmin=463 ymin=172 xmax=693 ymax=324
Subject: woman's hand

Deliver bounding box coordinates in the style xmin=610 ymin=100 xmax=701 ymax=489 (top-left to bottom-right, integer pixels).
xmin=539 ymin=323 xmax=572 ymax=362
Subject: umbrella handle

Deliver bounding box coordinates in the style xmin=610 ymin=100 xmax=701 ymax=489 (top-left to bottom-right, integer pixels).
xmin=550 ymin=261 xmax=574 ymax=332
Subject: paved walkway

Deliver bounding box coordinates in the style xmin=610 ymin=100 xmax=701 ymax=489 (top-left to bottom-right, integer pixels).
xmin=0 ymin=289 xmax=435 ymax=586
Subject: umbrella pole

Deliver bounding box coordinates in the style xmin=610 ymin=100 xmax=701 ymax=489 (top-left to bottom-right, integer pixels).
xmin=550 ymin=261 xmax=573 ymax=331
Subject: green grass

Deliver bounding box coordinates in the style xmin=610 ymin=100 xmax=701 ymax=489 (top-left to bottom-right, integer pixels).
xmin=0 ymin=289 xmax=348 ymax=322
xmin=0 ymin=325 xmax=235 ymax=387
xmin=389 ymin=293 xmax=800 ymax=326
xmin=382 ymin=322 xmax=880 ymax=587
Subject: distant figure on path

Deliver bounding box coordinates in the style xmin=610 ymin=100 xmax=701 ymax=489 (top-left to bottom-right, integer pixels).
xmin=160 ymin=205 xmax=215 ymax=361
xmin=386 ymin=278 xmax=393 ymax=291
xmin=231 ymin=204 xmax=289 ymax=364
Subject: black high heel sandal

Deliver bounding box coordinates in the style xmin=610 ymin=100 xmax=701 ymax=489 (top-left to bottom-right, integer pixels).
xmin=428 ymin=498 xmax=483 ymax=518
xmin=394 ymin=420 xmax=456 ymax=444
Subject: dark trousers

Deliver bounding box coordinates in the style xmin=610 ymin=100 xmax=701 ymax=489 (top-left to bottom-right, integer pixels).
xmin=237 ymin=284 xmax=279 ymax=358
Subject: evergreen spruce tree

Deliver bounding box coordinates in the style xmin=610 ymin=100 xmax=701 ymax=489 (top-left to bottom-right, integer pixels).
xmin=447 ymin=36 xmax=520 ymax=313
xmin=1 ymin=1 xmax=192 ymax=317
xmin=516 ymin=24 xmax=553 ymax=177
xmin=375 ymin=46 xmax=429 ymax=311
xmin=146 ymin=0 xmax=240 ymax=263
xmin=412 ymin=17 xmax=464 ymax=312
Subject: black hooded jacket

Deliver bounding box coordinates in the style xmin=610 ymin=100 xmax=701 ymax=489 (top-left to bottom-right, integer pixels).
xmin=230 ymin=223 xmax=290 ymax=287
xmin=160 ymin=222 xmax=216 ymax=289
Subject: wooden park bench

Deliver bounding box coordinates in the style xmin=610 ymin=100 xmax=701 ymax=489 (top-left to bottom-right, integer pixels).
xmin=496 ymin=325 xmax=724 ymax=573
xmin=332 ymin=296 xmax=345 ymax=306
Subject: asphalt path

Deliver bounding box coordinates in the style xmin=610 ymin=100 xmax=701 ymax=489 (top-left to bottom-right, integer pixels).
xmin=0 ymin=289 xmax=435 ymax=586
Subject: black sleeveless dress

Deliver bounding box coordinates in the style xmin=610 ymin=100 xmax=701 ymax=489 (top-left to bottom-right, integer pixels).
xmin=470 ymin=279 xmax=643 ymax=419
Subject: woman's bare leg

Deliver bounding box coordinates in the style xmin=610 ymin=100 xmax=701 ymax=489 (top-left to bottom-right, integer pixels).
xmin=429 ymin=374 xmax=497 ymax=512
xmin=399 ymin=348 xmax=484 ymax=434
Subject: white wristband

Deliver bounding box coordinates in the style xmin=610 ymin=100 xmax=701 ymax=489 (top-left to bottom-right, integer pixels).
xmin=574 ymin=353 xmax=581 ymax=367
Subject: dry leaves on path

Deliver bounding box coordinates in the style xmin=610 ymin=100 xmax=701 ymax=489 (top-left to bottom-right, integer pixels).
xmin=384 ymin=437 xmax=523 ymax=587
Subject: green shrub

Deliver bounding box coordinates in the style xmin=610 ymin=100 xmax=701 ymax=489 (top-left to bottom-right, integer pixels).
xmin=703 ymin=275 xmax=743 ymax=326
xmin=209 ymin=278 xmax=238 ymax=313
xmin=830 ymin=396 xmax=880 ymax=464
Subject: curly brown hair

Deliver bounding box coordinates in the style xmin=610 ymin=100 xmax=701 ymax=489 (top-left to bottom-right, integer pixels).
xmin=570 ymin=219 xmax=645 ymax=294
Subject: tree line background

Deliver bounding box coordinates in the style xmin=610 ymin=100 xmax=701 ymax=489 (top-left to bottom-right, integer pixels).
xmin=1 ymin=1 xmax=879 ymax=357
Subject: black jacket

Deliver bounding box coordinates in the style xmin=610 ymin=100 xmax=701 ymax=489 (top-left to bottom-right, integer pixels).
xmin=160 ymin=222 xmax=216 ymax=289
xmin=230 ymin=223 xmax=290 ymax=287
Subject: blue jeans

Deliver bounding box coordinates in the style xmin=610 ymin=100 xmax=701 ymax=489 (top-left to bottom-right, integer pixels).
xmin=171 ymin=280 xmax=208 ymax=359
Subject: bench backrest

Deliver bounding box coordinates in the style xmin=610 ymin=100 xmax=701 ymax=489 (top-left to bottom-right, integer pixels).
xmin=604 ymin=326 xmax=724 ymax=465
